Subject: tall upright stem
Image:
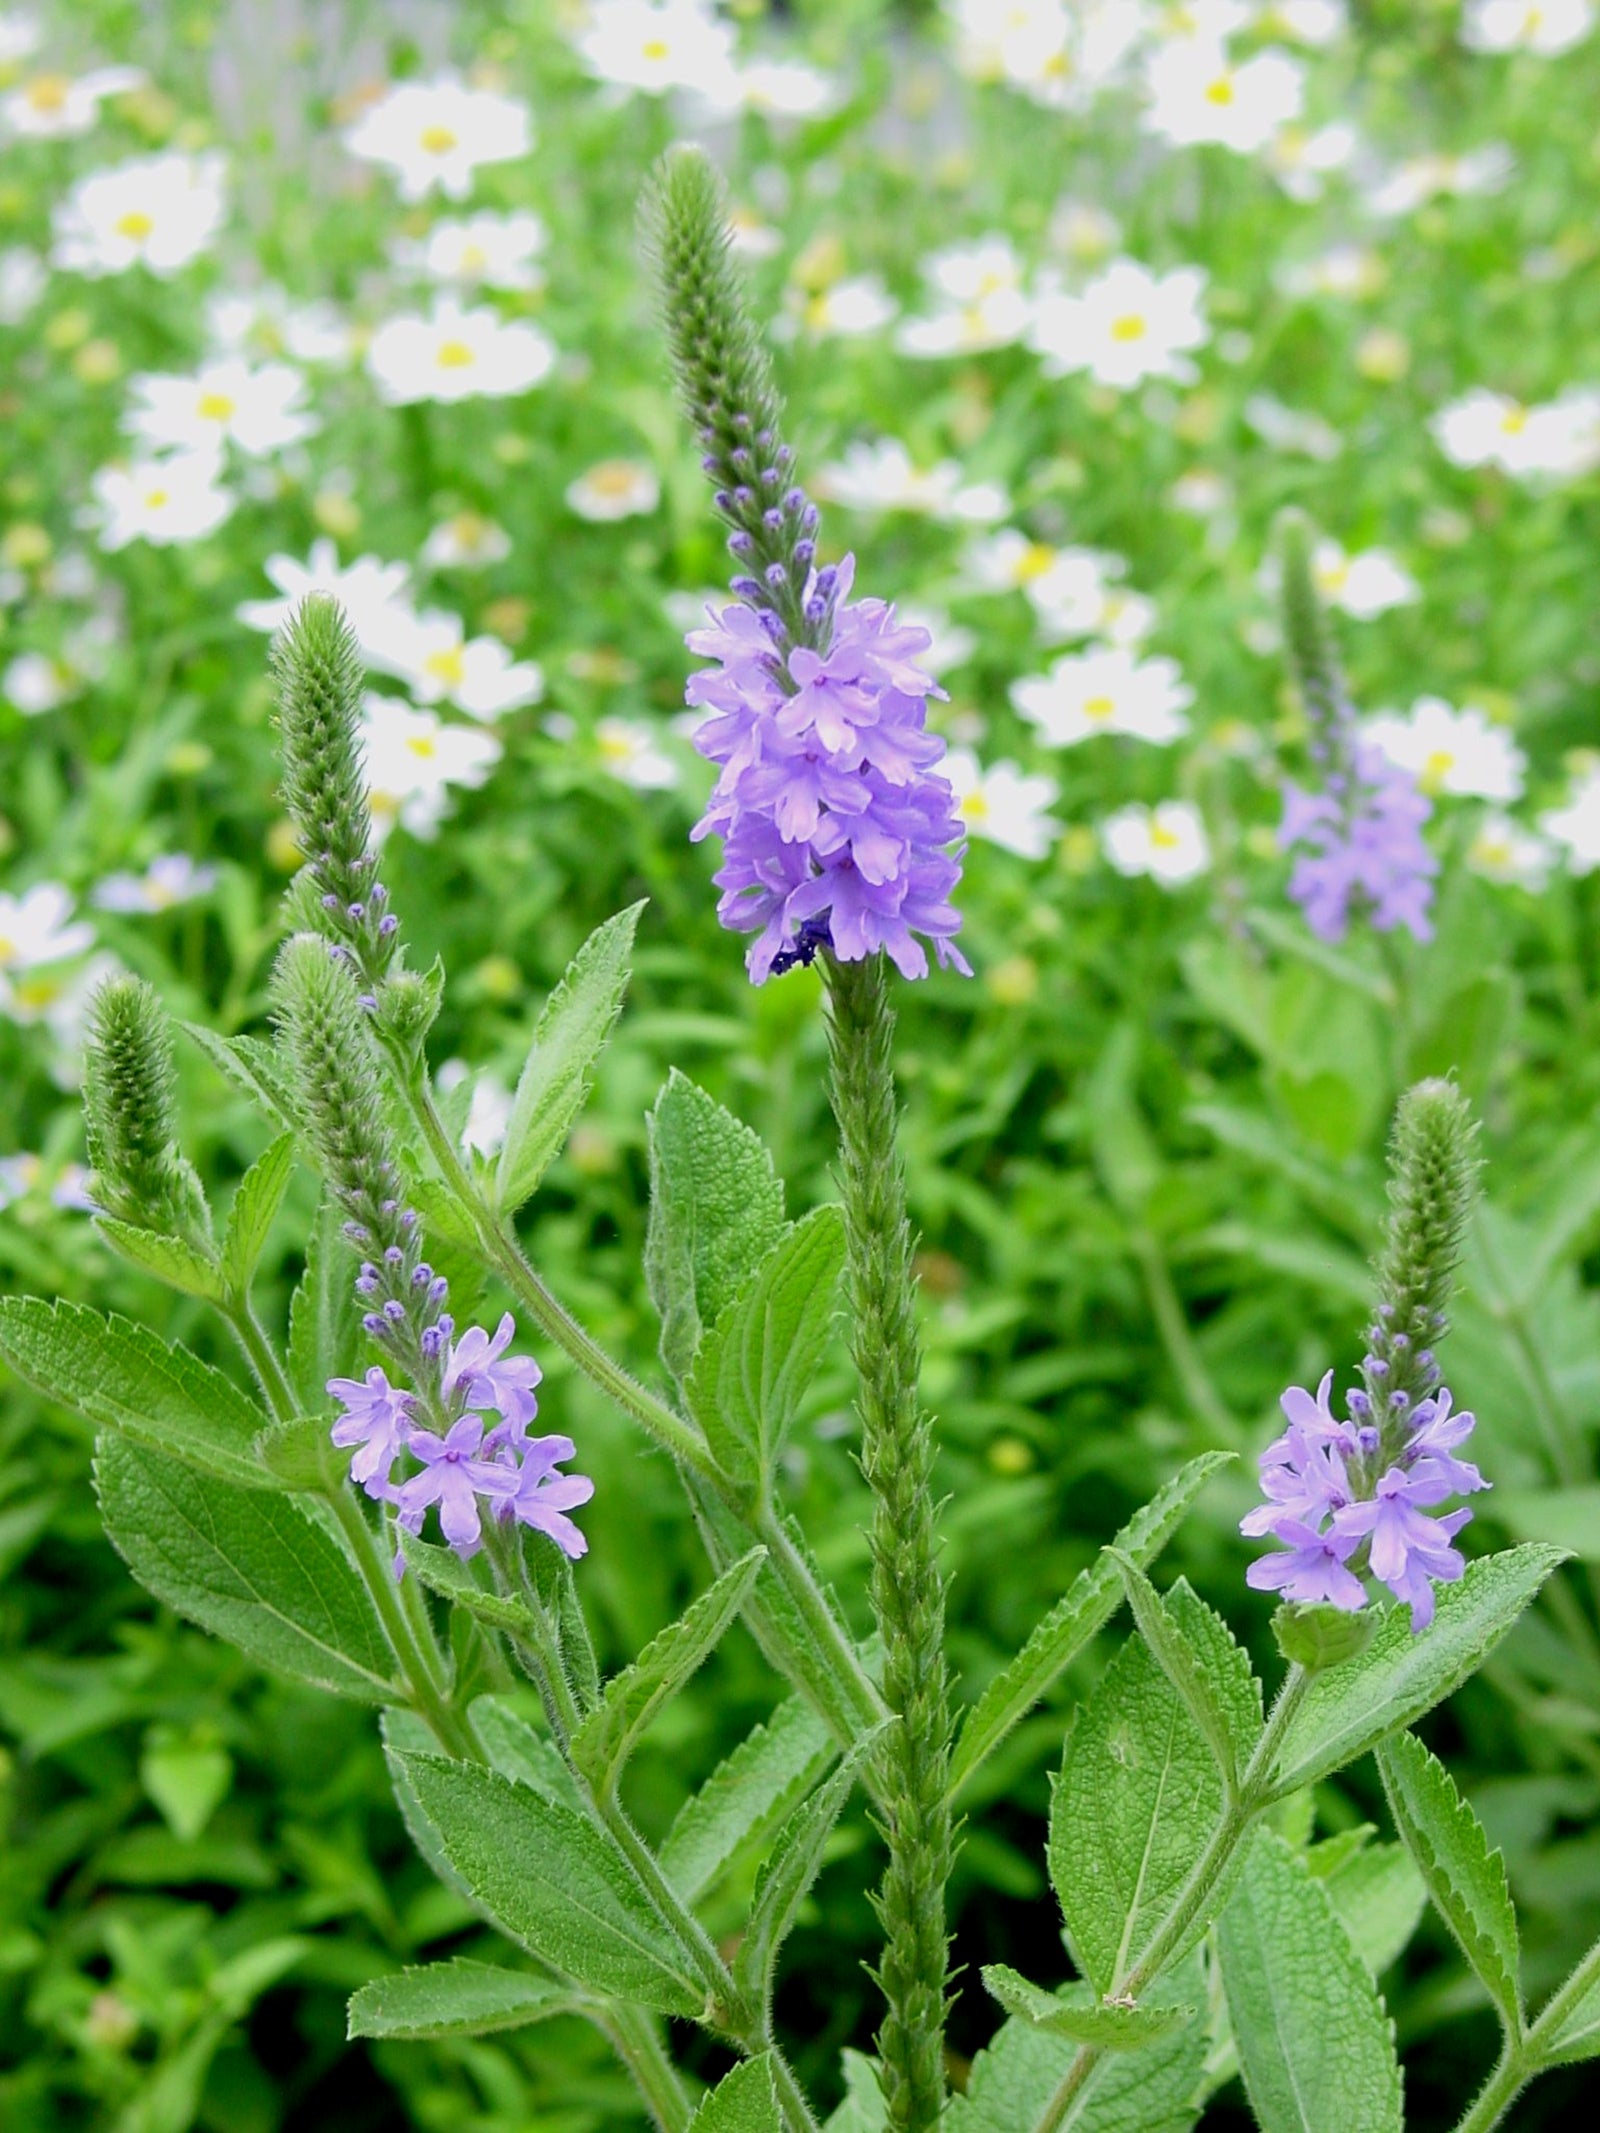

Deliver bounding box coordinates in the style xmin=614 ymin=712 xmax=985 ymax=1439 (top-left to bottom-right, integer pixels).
xmin=824 ymin=952 xmax=952 ymax=2133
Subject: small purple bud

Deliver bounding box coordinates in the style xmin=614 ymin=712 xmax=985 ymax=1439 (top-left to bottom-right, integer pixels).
xmin=728 ymin=529 xmax=755 ymax=559
xmin=731 ymin=575 xmax=763 ymax=600
xmin=1366 ymin=1356 xmax=1389 ymax=1379
xmin=384 ymin=1245 xmax=404 ymax=1266
xmin=774 ymin=443 xmax=794 ymax=469
xmin=420 ymin=1325 xmax=445 ymax=1359
xmin=733 ymin=484 xmax=755 ymax=509
xmin=1389 ymin=1389 xmax=1410 ymax=1412
xmin=428 ymin=1276 xmax=449 ymax=1303
xmin=383 ymin=1299 xmax=405 ymax=1323
xmin=793 ymin=538 xmax=816 ymax=567
xmin=1416 ymin=1350 xmax=1435 ymax=1373
xmin=343 ymin=1221 xmax=371 ymax=1244
xmin=362 ymin=1311 xmax=388 ymax=1338
xmin=378 ymin=914 xmax=400 ymax=937
xmin=1346 ymin=1389 xmax=1372 ymax=1420
xmin=1357 ymin=1425 xmax=1381 ymax=1455
xmin=1392 ymin=1332 xmax=1410 ymax=1353
xmin=755 ymin=427 xmax=774 ymax=449
xmin=702 ymin=455 xmax=721 ymax=475
xmin=399 ymin=1207 xmax=419 ymax=1231
xmin=370 ymin=883 xmax=388 ymax=906
xmin=357 ymin=992 xmax=379 ymax=1013
xmin=732 ymin=411 xmax=752 ymax=432
xmin=412 ymin=1262 xmax=433 ymax=1287
xmin=762 ymin=508 xmax=784 ymax=535
xmin=713 ymin=489 xmax=733 ymax=511
xmin=380 ymin=1198 xmax=399 ymax=1217
xmin=321 ymin=893 xmax=340 ymax=912
xmin=782 ymin=486 xmax=807 ymax=514
xmin=355 ymin=1272 xmax=379 ymax=1297
xmin=813 ymin=565 xmax=838 ymax=598
xmin=804 ymin=594 xmax=827 ymax=625
xmin=730 ymin=445 xmax=753 ymax=471
xmin=347 ymin=902 xmax=365 ymax=921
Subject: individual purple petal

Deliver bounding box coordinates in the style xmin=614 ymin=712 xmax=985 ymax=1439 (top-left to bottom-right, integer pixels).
xmin=395 ymin=1414 xmax=504 ymax=1560
xmin=1244 ymin=1517 xmax=1367 ymax=1611
xmin=328 ymin=1366 xmax=415 ymax=1496
xmin=497 ymin=1432 xmax=595 ymax=1558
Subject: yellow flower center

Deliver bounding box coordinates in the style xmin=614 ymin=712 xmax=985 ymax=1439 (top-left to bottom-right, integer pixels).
xmin=458 ymin=242 xmax=488 ymax=272
xmin=960 ymin=790 xmax=990 ymax=821
xmin=1499 ymin=406 xmax=1528 ymax=434
xmin=450 ymin=512 xmax=487 ymax=547
xmin=1421 ymin=748 xmax=1456 ymax=787
xmin=641 ymin=38 xmax=671 ymax=60
xmin=404 ymin=735 xmax=438 ymax=759
xmin=588 ymin=461 xmax=641 ymax=496
xmin=26 ymin=75 xmax=70 ymax=111
xmin=418 ymin=124 xmax=458 ymax=154
xmin=196 ymin=391 xmax=235 ymax=422
xmin=143 ymin=487 xmax=170 ymax=510
xmin=435 ymin=338 xmax=476 ymax=368
xmin=1108 ymin=313 xmax=1147 ymax=342
xmin=1082 ymin=694 xmax=1117 ymax=721
xmin=1315 ymin=560 xmax=1350 ymax=593
xmin=423 ymin=647 xmax=467 ymax=687
xmin=1151 ymin=821 xmax=1182 ymax=849
xmin=599 ymin=731 xmax=634 ymax=762
xmin=1205 ymin=75 xmax=1235 ymax=106
xmin=0 ymin=935 xmax=14 ymax=965
xmin=13 ymin=975 xmax=59 ymax=1010
xmin=1016 ymin=542 xmax=1056 ymax=582
xmin=115 ymin=210 xmax=155 ymax=241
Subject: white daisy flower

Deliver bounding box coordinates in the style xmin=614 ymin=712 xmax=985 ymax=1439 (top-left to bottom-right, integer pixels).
xmin=92 ymin=452 xmax=233 ymax=551
xmin=1367 ymin=145 xmax=1513 ymax=216
xmin=0 ymin=883 xmax=94 ymax=977
xmin=366 ymin=299 xmax=556 ymax=405
xmin=0 ymin=245 xmax=45 ymax=323
xmin=596 ymin=717 xmax=680 ymax=790
xmin=943 ymin=749 xmax=1062 ymax=857
xmin=1256 ymin=0 xmax=1348 ymax=43
xmin=1362 ymin=696 xmax=1527 ymax=802
xmin=1012 ymin=646 xmax=1193 ymax=748
xmin=1539 ymin=766 xmax=1600 ymax=873
xmin=1432 ymin=386 xmax=1600 ymax=479
xmin=436 ymin=1060 xmax=516 ymax=1156
xmin=391 ymin=209 xmax=548 ymax=292
xmin=1277 ymin=244 xmax=1385 ymax=301
xmin=2 ymin=64 xmax=142 ymax=140
xmin=575 ymin=0 xmax=741 ymax=101
xmin=123 ymin=359 xmax=317 ymax=457
xmin=734 ymin=60 xmax=840 ymax=117
xmin=726 ymin=205 xmax=783 ymax=258
xmin=1029 ymin=256 xmax=1208 ymax=389
xmin=3 ymin=651 xmax=77 ymax=716
xmin=1462 ymin=0 xmax=1592 ymax=55
xmin=204 ymin=285 xmax=357 ymax=367
xmin=0 ymin=15 xmax=42 ymax=65
xmin=1101 ymin=800 xmax=1211 ymax=883
xmin=1263 ymin=119 xmax=1360 ymax=201
xmin=1242 ymin=393 xmax=1342 ymax=460
xmin=344 ymin=77 xmax=532 ymax=202
xmin=1143 ymin=41 xmax=1305 ymax=155
xmin=1169 ymin=468 xmax=1233 ymax=516
xmin=1468 ymin=812 xmax=1555 ymax=889
xmin=1300 ymin=539 xmax=1418 ymax=618
xmin=360 ymin=695 xmax=502 ymax=840
xmin=92 ymin=854 xmax=218 ymax=914
xmin=421 ymin=513 xmax=513 ymax=569
xmin=237 ymin=541 xmax=412 ymax=659
xmin=566 ymin=459 xmax=662 ymax=521
xmin=373 ymin=609 xmax=544 ymax=721
xmin=897 ymin=236 xmax=1033 ymax=357
xmin=52 ymin=152 xmax=227 ymax=278
xmin=814 ymin=439 xmax=1008 ymax=522
xmin=789 ymin=273 xmax=897 ymax=340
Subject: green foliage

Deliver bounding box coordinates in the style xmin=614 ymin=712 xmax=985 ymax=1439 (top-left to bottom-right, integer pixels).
xmin=980 ymin=1966 xmax=1192 ymax=2048
xmin=1216 ymin=1831 xmax=1403 ymax=2133
xmin=1110 ymin=1561 xmax=1262 ymax=1788
xmin=346 ymin=1959 xmax=577 ymax=2041
xmin=689 ymin=2054 xmax=785 ymax=2132
xmin=218 ymin=1130 xmax=297 ymax=1295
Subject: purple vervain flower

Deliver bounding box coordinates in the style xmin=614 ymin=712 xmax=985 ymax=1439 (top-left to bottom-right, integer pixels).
xmin=328 ymin=1367 xmax=415 ymax=1495
xmin=1280 ymin=742 xmax=1438 ymax=946
xmin=686 ymin=553 xmax=970 ymax=984
xmin=1241 ymin=1371 xmax=1487 ymax=1632
xmin=395 ymin=1414 xmax=505 ymax=1558
xmin=441 ymin=1311 xmax=544 ymax=1438
xmin=493 ymin=1432 xmax=597 ymax=1559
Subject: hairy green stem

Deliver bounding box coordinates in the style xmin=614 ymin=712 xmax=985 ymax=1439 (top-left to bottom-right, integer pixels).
xmin=594 ymin=2006 xmax=696 ymax=2133
xmin=1451 ymin=1927 xmax=1600 ymax=2133
xmin=824 ymin=953 xmax=952 ymax=2133
xmin=1031 ymin=1666 xmax=1313 ymax=2133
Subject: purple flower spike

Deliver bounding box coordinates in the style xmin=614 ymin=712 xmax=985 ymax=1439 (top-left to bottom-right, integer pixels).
xmin=1244 ymin=1518 xmax=1367 ymax=1611
xmin=1281 ymin=744 xmax=1437 ymax=946
xmin=442 ymin=1312 xmax=544 ymax=1435
xmin=685 ymin=552 xmax=970 ymax=984
xmin=329 ymin=1367 xmax=415 ymax=1496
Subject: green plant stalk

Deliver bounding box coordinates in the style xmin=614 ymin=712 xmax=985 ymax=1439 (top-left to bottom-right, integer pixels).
xmin=824 ymin=952 xmax=953 ymax=2133
xmin=594 ymin=2006 xmax=696 ymax=2133
xmin=396 ymin=1048 xmax=890 ymax=1767
xmin=1030 ymin=1664 xmax=1313 ymax=2133
xmin=1450 ymin=1929 xmax=1600 ymax=2133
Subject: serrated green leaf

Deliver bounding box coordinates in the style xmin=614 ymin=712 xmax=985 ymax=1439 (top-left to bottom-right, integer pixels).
xmin=822 ymin=2051 xmax=886 ymax=2133
xmin=645 ymin=1072 xmax=786 ymax=1382
xmin=401 ymin=1529 xmax=543 ymax=1639
xmin=95 ymin=1434 xmax=398 ymax=1701
xmin=468 ymin=1695 xmax=588 ymax=1816
xmin=1272 ymin=1546 xmax=1568 ymax=1794
xmin=686 ymin=1208 xmax=846 ymax=1480
xmin=220 ymin=1131 xmax=297 ymax=1294
xmin=689 ymin=2054 xmax=784 ymax=2132
xmin=182 ymin=1023 xmax=297 ymax=1129
xmin=0 ymin=1297 xmax=274 ymax=1491
xmin=1318 ymin=1837 xmax=1426 ymax=1982
xmin=1537 ymin=1941 xmax=1600 ymax=2066
xmin=572 ymin=1549 xmax=766 ymax=1798
xmin=389 ymin=1750 xmax=703 ymax=2016
xmin=347 ymin=1959 xmax=576 ymax=2041
xmin=981 ymin=1966 xmax=1191 ymax=2048
xmin=287 ymin=1196 xmax=362 ymax=1413
xmin=496 ymin=903 xmax=644 ymax=1213
xmin=1049 ymin=1633 xmax=1223 ymax=1996
xmin=733 ymin=1725 xmax=883 ymax=2006
xmin=948 ymin=1963 xmax=1206 ymax=2132
xmin=254 ymin=1415 xmax=346 ymax=1493
xmin=1377 ymin=1730 xmax=1522 ymax=2029
xmin=951 ymin=1452 xmax=1232 ymax=1799
xmin=1217 ymin=1830 xmax=1402 ymax=2133
xmin=661 ymin=1691 xmax=836 ymax=1905
xmin=1112 ymin=1561 xmax=1262 ymax=1787
xmin=93 ymin=1217 xmax=222 ymax=1301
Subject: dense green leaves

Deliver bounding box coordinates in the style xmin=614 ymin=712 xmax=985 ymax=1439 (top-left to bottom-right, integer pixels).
xmin=219 ymin=1131 xmax=297 ymax=1293
xmin=95 ymin=1434 xmax=397 ymax=1701
xmin=389 ymin=1750 xmax=705 ymax=2015
xmin=0 ymin=1298 xmax=274 ymax=1490
xmin=93 ymin=1215 xmax=222 ymax=1301
xmin=572 ymin=1549 xmax=767 ymax=1797
xmin=981 ymin=1966 xmax=1191 ymax=2048
xmin=182 ymin=1024 xmax=297 ymax=1131
xmin=286 ymin=1196 xmax=362 ymax=1412
xmin=1378 ymin=1730 xmax=1522 ymax=2030
xmin=495 ymin=903 xmax=644 ymax=1212
xmin=346 ymin=1959 xmax=577 ymax=2040
xmin=661 ymin=1692 xmax=836 ymax=1904
xmin=1111 ymin=1562 xmax=1262 ymax=1787
xmin=1271 ymin=1546 xmax=1567 ymax=1793
xmin=951 ymin=1452 xmax=1232 ymax=1797
xmin=1049 ymin=1628 xmax=1222 ymax=1996
xmin=1217 ymin=1831 xmax=1402 ymax=2133
xmin=689 ymin=2054 xmax=785 ymax=2131
xmin=687 ymin=1208 xmax=846 ymax=1479
xmin=733 ymin=1729 xmax=882 ymax=2005
xmin=645 ymin=1071 xmax=786 ymax=1381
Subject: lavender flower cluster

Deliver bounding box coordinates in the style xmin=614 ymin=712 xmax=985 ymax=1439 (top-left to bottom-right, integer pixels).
xmin=330 ymin=1311 xmax=593 ymax=1571
xmin=1280 ymin=744 xmax=1438 ymax=946
xmin=1242 ymin=1366 xmax=1486 ymax=1631
xmin=688 ymin=550 xmax=969 ymax=983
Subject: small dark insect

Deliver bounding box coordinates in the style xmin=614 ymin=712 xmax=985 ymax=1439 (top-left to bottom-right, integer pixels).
xmin=768 ymin=915 xmax=833 ymax=977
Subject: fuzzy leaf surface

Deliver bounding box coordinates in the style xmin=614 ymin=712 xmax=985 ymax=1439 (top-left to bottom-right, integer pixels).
xmin=1315 ymin=1837 xmax=1426 ymax=1980
xmin=220 ymin=1131 xmax=297 ymax=1293
xmin=571 ymin=1548 xmax=766 ymax=1797
xmin=96 ymin=1434 xmax=396 ymax=1700
xmin=686 ymin=1207 xmax=845 ymax=1478
xmin=689 ymin=2055 xmax=784 ymax=2131
xmin=0 ymin=1298 xmax=273 ymax=1491
xmin=1377 ymin=1730 xmax=1521 ymax=2029
xmin=981 ymin=1966 xmax=1191 ymax=2048
xmin=1539 ymin=1942 xmax=1600 ymax=2066
xmin=733 ymin=1728 xmax=881 ymax=2005
xmin=182 ymin=1024 xmax=297 ymax=1130
xmin=1116 ymin=1564 xmax=1262 ymax=1787
xmin=468 ymin=1695 xmax=588 ymax=1814
xmin=347 ymin=1959 xmax=575 ymax=2040
xmin=1217 ymin=1830 xmax=1402 ymax=2133
xmin=661 ymin=1692 xmax=836 ymax=1904
xmin=389 ymin=1751 xmax=703 ymax=2015
xmin=496 ymin=903 xmax=643 ymax=1212
xmin=93 ymin=1218 xmax=221 ymax=1302
xmin=951 ymin=1452 xmax=1232 ymax=1798
xmin=1271 ymin=1546 xmax=1567 ymax=1793
xmin=1049 ymin=1632 xmax=1222 ymax=1996
xmin=401 ymin=1530 xmax=543 ymax=1640
xmin=645 ymin=1071 xmax=785 ymax=1381
xmin=287 ymin=1197 xmax=362 ymax=1412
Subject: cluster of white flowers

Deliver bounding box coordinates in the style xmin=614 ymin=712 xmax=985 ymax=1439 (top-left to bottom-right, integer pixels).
xmin=1460 ymin=0 xmax=1593 ymax=57
xmin=570 ymin=1 xmax=836 ymax=116
xmin=1432 ymin=387 xmax=1600 ymax=481
xmin=813 ymin=440 xmax=1009 ymax=525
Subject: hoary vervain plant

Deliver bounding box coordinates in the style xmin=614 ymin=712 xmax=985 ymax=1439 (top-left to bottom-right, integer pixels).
xmin=1 ymin=145 xmax=1598 ymax=2133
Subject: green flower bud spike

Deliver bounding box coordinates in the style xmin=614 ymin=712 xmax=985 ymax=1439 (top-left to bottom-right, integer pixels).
xmin=82 ymin=973 xmax=211 ymax=1246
